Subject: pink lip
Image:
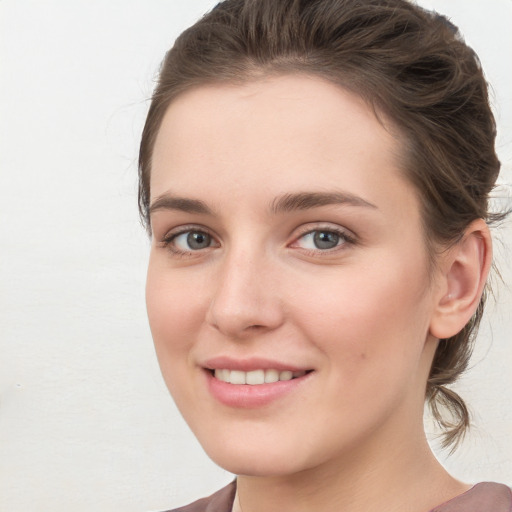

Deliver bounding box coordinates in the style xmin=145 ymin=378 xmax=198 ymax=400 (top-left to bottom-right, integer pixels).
xmin=203 ymin=367 xmax=314 ymax=409
xmin=202 ymin=356 xmax=309 ymax=372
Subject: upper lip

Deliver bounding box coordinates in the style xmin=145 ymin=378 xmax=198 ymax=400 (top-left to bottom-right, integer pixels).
xmin=202 ymin=356 xmax=311 ymax=372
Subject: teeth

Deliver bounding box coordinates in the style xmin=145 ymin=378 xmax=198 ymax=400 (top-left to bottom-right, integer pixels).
xmin=246 ymin=369 xmax=265 ymax=385
xmin=279 ymin=370 xmax=293 ymax=381
xmin=264 ymin=369 xmax=279 ymax=383
xmin=213 ymin=368 xmax=308 ymax=385
xmin=230 ymin=370 xmax=246 ymax=385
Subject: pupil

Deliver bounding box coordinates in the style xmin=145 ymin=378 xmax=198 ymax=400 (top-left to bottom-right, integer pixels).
xmin=314 ymin=231 xmax=339 ymax=249
xmin=187 ymin=232 xmax=210 ymax=249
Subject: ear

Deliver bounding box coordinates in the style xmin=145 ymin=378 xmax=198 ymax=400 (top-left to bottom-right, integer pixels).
xmin=429 ymin=219 xmax=492 ymax=340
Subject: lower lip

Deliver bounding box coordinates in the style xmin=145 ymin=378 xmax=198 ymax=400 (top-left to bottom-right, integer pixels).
xmin=205 ymin=370 xmax=313 ymax=408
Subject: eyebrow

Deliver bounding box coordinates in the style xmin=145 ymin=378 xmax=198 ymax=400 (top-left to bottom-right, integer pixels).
xmin=149 ymin=190 xmax=377 ymax=218
xmin=149 ymin=194 xmax=214 ymax=216
xmin=270 ymin=191 xmax=377 ymax=214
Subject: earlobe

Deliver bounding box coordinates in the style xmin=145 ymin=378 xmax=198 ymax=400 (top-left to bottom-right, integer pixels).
xmin=429 ymin=219 xmax=492 ymax=340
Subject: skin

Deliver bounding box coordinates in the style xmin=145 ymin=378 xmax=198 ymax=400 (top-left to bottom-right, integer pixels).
xmin=146 ymin=75 xmax=490 ymax=512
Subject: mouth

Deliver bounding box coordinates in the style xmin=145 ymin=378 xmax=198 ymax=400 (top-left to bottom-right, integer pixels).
xmin=210 ymin=368 xmax=312 ymax=385
xmin=202 ymin=356 xmax=315 ymax=407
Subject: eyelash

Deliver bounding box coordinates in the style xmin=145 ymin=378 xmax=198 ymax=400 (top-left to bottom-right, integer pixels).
xmin=159 ymin=224 xmax=357 ymax=257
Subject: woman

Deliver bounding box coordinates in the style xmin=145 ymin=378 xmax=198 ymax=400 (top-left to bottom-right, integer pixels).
xmin=139 ymin=0 xmax=511 ymax=510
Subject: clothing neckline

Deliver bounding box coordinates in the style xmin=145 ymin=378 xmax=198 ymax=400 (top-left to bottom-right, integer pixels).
xmin=427 ymin=483 xmax=479 ymax=512
xmin=229 ymin=480 xmax=511 ymax=512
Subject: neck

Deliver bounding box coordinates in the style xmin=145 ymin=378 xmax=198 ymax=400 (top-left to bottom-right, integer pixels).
xmin=235 ymin=428 xmax=468 ymax=512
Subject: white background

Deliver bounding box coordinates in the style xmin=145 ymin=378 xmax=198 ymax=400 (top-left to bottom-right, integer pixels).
xmin=0 ymin=1 xmax=511 ymax=511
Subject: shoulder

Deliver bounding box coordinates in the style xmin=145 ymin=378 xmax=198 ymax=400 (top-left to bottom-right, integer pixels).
xmin=162 ymin=481 xmax=237 ymax=512
xmin=432 ymin=482 xmax=512 ymax=512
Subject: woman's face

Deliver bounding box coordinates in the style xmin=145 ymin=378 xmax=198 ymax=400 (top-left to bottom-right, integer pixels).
xmin=146 ymin=75 xmax=443 ymax=476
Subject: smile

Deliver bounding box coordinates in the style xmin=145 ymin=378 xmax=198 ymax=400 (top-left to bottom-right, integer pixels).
xmin=206 ymin=367 xmax=314 ymax=408
xmin=213 ymin=369 xmax=308 ymax=385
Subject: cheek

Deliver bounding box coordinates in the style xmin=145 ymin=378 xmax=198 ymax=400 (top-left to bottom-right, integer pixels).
xmin=294 ymin=255 xmax=432 ymax=378
xmin=145 ymin=262 xmax=208 ymax=413
xmin=292 ymin=268 xmax=432 ymax=440
xmin=145 ymin=260 xmax=206 ymax=359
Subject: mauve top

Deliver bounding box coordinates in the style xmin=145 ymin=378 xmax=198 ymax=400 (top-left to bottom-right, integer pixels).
xmin=164 ymin=480 xmax=512 ymax=512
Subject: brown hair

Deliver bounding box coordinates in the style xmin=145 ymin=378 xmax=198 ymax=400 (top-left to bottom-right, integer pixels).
xmin=139 ymin=0 xmax=504 ymax=448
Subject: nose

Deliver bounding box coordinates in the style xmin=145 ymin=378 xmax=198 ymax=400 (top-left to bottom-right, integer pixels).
xmin=206 ymin=249 xmax=285 ymax=339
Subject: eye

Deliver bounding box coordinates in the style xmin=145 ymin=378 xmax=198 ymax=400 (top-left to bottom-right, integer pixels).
xmin=300 ymin=230 xmax=340 ymax=250
xmin=177 ymin=231 xmax=212 ymax=250
xmin=293 ymin=228 xmax=355 ymax=252
xmin=161 ymin=228 xmax=218 ymax=254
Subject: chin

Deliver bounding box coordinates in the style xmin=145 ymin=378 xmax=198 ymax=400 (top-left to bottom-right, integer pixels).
xmin=196 ymin=429 xmax=323 ymax=477
xmin=193 ymin=429 xmax=289 ymax=475
xmin=208 ymin=449 xmax=307 ymax=477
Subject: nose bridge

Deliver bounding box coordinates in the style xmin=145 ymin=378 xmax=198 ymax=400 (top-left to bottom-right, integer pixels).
xmin=207 ymin=242 xmax=283 ymax=337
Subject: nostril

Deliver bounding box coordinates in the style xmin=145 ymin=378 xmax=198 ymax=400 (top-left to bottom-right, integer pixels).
xmin=246 ymin=324 xmax=265 ymax=330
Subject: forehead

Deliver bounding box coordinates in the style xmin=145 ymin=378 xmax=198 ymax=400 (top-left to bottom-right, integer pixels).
xmin=153 ymin=75 xmax=397 ymax=168
xmin=150 ymin=75 xmax=416 ymax=219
